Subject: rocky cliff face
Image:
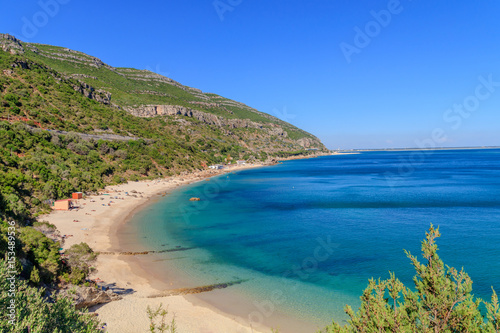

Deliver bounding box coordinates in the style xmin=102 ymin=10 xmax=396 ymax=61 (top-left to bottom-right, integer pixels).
xmin=71 ymin=81 xmax=112 ymax=105
xmin=0 ymin=34 xmax=24 ymax=54
xmin=125 ymin=104 xmax=215 ymax=123
xmin=297 ymin=137 xmax=317 ymax=148
xmin=125 ymin=104 xmax=289 ymax=137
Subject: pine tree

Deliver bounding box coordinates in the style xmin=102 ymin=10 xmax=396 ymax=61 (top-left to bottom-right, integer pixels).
xmin=324 ymin=226 xmax=500 ymax=332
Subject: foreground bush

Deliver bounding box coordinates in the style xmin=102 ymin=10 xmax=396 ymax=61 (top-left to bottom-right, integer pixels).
xmin=0 ymin=259 xmax=101 ymax=332
xmin=324 ymin=226 xmax=500 ymax=332
xmin=62 ymin=242 xmax=97 ymax=285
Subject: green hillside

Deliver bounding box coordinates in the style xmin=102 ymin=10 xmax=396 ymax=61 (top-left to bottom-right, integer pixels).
xmin=0 ymin=33 xmax=327 ymax=222
xmin=19 ymin=38 xmax=323 ymax=145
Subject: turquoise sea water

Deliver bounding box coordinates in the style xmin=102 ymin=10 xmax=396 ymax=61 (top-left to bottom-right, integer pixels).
xmin=127 ymin=149 xmax=500 ymax=331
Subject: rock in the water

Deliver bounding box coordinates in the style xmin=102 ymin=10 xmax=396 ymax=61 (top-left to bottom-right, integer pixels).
xmin=189 ymin=197 xmax=201 ymax=201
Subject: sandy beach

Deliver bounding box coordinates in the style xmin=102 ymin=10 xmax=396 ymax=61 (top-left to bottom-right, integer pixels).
xmin=39 ymin=163 xmax=271 ymax=333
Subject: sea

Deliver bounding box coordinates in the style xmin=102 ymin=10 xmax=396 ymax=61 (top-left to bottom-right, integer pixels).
xmin=123 ymin=149 xmax=500 ymax=332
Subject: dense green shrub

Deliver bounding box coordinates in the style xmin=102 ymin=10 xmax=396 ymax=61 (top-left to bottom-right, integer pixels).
xmin=17 ymin=227 xmax=61 ymax=284
xmin=324 ymin=226 xmax=500 ymax=332
xmin=0 ymin=260 xmax=101 ymax=332
xmin=63 ymin=242 xmax=96 ymax=284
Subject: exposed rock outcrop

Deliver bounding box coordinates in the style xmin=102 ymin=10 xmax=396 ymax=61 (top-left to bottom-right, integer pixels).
xmin=133 ymin=90 xmax=170 ymax=97
xmin=115 ymin=68 xmax=210 ymax=98
xmin=58 ymin=285 xmax=122 ymax=309
xmin=268 ymin=126 xmax=287 ymax=137
xmin=188 ymin=101 xmax=234 ymax=114
xmin=297 ymin=137 xmax=317 ymax=148
xmin=0 ymin=34 xmax=24 ymax=54
xmin=71 ymin=81 xmax=112 ymax=105
xmin=125 ymin=105 xmax=294 ymax=138
xmin=124 ymin=104 xmax=289 ymax=136
xmin=11 ymin=60 xmax=31 ymax=70
xmin=125 ymin=105 xmax=222 ymax=126
xmin=70 ymin=73 xmax=99 ymax=80
xmin=127 ymin=104 xmax=191 ymax=117
xmin=36 ymin=49 xmax=115 ymax=71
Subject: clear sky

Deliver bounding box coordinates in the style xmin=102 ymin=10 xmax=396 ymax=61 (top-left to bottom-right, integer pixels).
xmin=1 ymin=0 xmax=500 ymax=149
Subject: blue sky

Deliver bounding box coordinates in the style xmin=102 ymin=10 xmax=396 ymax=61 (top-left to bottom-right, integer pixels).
xmin=1 ymin=0 xmax=500 ymax=149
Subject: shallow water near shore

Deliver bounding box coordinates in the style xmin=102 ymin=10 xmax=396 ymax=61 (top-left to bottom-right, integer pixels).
xmin=126 ymin=149 xmax=500 ymax=332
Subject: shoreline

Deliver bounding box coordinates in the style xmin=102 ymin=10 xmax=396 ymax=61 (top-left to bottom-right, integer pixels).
xmin=40 ymin=162 xmax=274 ymax=333
xmin=112 ymin=170 xmax=323 ymax=333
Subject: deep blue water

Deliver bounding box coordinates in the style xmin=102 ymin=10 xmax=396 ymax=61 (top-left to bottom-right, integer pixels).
xmin=129 ymin=149 xmax=500 ymax=330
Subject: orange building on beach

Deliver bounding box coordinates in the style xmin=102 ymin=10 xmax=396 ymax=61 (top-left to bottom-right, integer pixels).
xmin=51 ymin=199 xmax=73 ymax=211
